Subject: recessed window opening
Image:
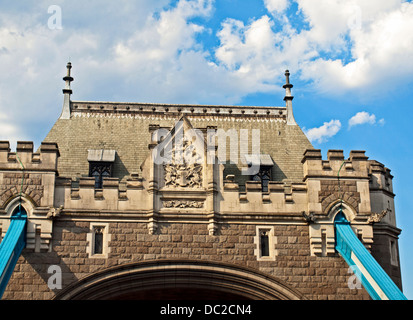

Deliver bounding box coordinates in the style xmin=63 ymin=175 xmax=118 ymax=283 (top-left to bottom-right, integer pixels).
xmin=252 ymin=167 xmax=272 ymax=193
xmin=260 ymin=230 xmax=270 ymax=257
xmin=89 ymin=162 xmax=112 ymax=189
xmin=87 ymin=149 xmax=116 ymax=189
xmin=35 ymin=227 xmax=41 ymax=253
xmin=93 ymin=226 xmax=104 ymax=255
xmin=245 ymin=154 xmax=274 ymax=193
xmin=390 ymin=240 xmax=398 ymax=266
xmin=321 ymin=229 xmax=327 ymax=257
xmin=255 ymin=226 xmax=276 ymax=261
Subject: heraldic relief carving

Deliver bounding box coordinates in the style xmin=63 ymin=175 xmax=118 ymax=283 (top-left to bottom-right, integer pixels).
xmin=163 ymin=200 xmax=204 ymax=208
xmin=164 ymin=139 xmax=203 ymax=189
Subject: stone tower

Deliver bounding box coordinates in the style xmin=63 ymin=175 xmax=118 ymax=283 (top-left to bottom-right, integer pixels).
xmin=0 ymin=64 xmax=404 ymax=300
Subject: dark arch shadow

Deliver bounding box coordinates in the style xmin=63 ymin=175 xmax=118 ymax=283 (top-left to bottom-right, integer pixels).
xmin=53 ymin=259 xmax=306 ymax=300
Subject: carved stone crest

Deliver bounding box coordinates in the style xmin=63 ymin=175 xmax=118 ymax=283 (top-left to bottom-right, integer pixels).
xmin=164 ymin=140 xmax=203 ymax=188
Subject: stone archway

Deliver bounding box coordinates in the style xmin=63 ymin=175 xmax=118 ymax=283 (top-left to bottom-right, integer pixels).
xmin=54 ymin=260 xmax=305 ymax=300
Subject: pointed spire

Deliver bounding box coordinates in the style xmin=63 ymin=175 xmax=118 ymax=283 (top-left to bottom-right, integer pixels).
xmin=283 ymin=70 xmax=296 ymax=125
xmin=60 ymin=62 xmax=74 ymax=119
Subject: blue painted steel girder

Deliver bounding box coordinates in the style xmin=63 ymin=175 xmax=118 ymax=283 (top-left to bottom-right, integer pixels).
xmin=334 ymin=210 xmax=406 ymax=300
xmin=0 ymin=208 xmax=27 ymax=299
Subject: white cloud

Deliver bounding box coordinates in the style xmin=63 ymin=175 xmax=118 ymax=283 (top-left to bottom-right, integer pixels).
xmin=215 ymin=15 xmax=281 ymax=83
xmin=348 ymin=111 xmax=375 ymax=127
xmin=298 ymin=1 xmax=413 ymax=95
xmin=113 ymin=0 xmax=212 ymax=68
xmin=106 ymin=0 xmax=261 ymax=104
xmin=264 ymin=0 xmax=289 ymax=15
xmin=348 ymin=111 xmax=385 ymax=128
xmin=0 ymin=0 xmax=412 ymax=149
xmin=2 ymin=0 xmax=412 ymax=107
xmin=215 ymin=0 xmax=413 ymax=97
xmin=304 ymin=119 xmax=341 ymax=144
xmin=0 ymin=0 xmax=225 ymax=147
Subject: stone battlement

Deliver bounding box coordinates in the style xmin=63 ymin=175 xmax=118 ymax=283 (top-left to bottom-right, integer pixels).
xmin=224 ymin=174 xmax=306 ymax=202
xmin=0 ymin=141 xmax=59 ymax=172
xmin=0 ymin=141 xmax=60 ymax=252
xmin=55 ymin=174 xmax=148 ymax=211
xmin=55 ymin=172 xmax=309 ymax=216
xmin=302 ymin=149 xmax=371 ymax=180
xmin=0 ymin=141 xmax=59 ymax=210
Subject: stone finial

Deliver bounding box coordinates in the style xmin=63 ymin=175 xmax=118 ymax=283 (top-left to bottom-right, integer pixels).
xmin=60 ymin=62 xmax=74 ymax=119
xmin=283 ymin=70 xmax=296 ymax=125
xmin=63 ymin=62 xmax=74 ymax=94
xmin=283 ymin=70 xmax=293 ymax=99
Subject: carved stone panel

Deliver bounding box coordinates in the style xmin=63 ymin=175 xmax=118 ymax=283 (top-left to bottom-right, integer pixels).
xmin=163 ymin=200 xmax=204 ymax=208
xmin=164 ymin=140 xmax=203 ymax=189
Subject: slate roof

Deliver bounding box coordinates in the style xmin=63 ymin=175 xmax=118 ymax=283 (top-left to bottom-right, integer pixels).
xmin=43 ymin=100 xmax=313 ymax=185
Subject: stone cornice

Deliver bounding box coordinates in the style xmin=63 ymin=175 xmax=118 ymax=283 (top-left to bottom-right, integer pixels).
xmin=71 ymin=100 xmax=287 ymax=120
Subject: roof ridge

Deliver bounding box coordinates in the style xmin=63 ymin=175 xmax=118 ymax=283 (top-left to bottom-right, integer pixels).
xmin=70 ymin=101 xmax=287 ymax=118
xmin=71 ymin=100 xmax=285 ymax=109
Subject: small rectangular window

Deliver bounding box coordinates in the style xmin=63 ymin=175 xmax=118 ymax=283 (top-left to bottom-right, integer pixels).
xmin=255 ymin=226 xmax=276 ymax=261
xmin=251 ymin=167 xmax=272 ymax=192
xmin=89 ymin=162 xmax=113 ymax=188
xmin=35 ymin=227 xmax=41 ymax=253
xmin=390 ymin=240 xmax=398 ymax=266
xmin=93 ymin=226 xmax=104 ymax=255
xmin=321 ymin=229 xmax=327 ymax=257
xmin=87 ymin=223 xmax=110 ymax=258
xmin=260 ymin=230 xmax=270 ymax=257
xmin=87 ymin=149 xmax=116 ymax=189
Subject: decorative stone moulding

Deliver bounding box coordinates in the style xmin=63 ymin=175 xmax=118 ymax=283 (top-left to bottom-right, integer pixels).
xmin=308 ymin=201 xmax=374 ymax=257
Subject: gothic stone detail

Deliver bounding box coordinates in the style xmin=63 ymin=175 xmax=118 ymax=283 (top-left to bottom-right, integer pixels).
xmin=164 ymin=140 xmax=203 ymax=189
xmin=0 ymin=173 xmax=44 ymax=207
xmin=318 ymin=180 xmax=360 ymax=213
xmin=163 ymin=200 xmax=204 ymax=208
xmin=367 ymin=209 xmax=388 ymax=224
xmin=309 ymin=224 xmax=336 ymax=257
xmin=0 ymin=66 xmax=404 ymax=299
xmin=0 ymin=95 xmax=402 ymax=300
xmin=46 ymin=205 xmax=63 ymax=219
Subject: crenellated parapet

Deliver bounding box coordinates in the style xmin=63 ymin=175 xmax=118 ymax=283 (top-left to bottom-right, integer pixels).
xmin=55 ymin=174 xmax=147 ymax=213
xmin=302 ymin=149 xmax=372 ymax=216
xmin=0 ymin=141 xmax=60 ymax=252
xmin=369 ymin=160 xmax=393 ymax=193
xmin=222 ymin=175 xmax=308 ymax=217
xmin=0 ymin=141 xmax=59 ymax=209
xmin=0 ymin=141 xmax=59 ymax=173
xmin=300 ymin=149 xmax=397 ymax=256
xmin=302 ymin=149 xmax=370 ymax=181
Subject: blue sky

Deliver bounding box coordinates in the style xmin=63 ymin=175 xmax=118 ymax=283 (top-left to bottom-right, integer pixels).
xmin=1 ymin=0 xmax=413 ymax=299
